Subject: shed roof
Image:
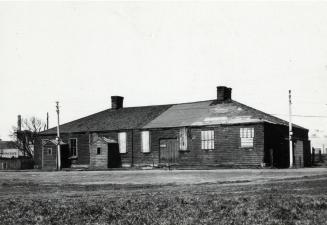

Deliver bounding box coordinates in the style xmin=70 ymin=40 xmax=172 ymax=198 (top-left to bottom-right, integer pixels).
xmin=41 ymin=104 xmax=172 ymax=135
xmin=143 ymin=100 xmax=306 ymax=129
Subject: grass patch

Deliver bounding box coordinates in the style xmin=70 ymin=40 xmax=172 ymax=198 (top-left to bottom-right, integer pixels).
xmin=1 ymin=173 xmax=327 ymax=225
xmin=1 ymin=184 xmax=327 ymax=224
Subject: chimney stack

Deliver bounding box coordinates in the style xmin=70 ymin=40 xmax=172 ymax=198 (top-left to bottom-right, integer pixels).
xmin=216 ymin=86 xmax=232 ymax=103
xmin=17 ymin=115 xmax=22 ymax=131
xmin=111 ymin=96 xmax=124 ymax=110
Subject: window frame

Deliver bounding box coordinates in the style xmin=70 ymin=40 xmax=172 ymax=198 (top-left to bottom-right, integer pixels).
xmin=240 ymin=127 xmax=254 ymax=148
xmin=201 ymin=130 xmax=215 ymax=150
xmin=179 ymin=127 xmax=188 ymax=151
xmin=47 ymin=148 xmax=53 ymax=156
xmin=69 ymin=138 xmax=78 ymax=157
xmin=118 ymin=132 xmax=127 ymax=154
xmin=141 ymin=131 xmax=150 ymax=153
xmin=96 ymin=147 xmax=101 ymax=155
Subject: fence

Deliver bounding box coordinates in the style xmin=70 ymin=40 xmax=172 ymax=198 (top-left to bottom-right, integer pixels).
xmin=0 ymin=158 xmax=34 ymax=170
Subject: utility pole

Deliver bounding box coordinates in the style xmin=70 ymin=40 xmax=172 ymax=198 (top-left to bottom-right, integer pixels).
xmin=17 ymin=115 xmax=22 ymax=131
xmin=56 ymin=101 xmax=61 ymax=171
xmin=289 ymin=90 xmax=293 ymax=168
xmin=46 ymin=112 xmax=49 ymax=130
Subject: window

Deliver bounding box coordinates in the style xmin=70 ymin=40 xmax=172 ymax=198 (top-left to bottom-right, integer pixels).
xmin=97 ymin=147 xmax=101 ymax=155
xmin=179 ymin=127 xmax=188 ymax=151
xmin=118 ymin=132 xmax=127 ymax=153
xmin=70 ymin=138 xmax=78 ymax=156
xmin=48 ymin=148 xmax=52 ymax=155
xmin=141 ymin=131 xmax=150 ymax=153
xmin=201 ymin=130 xmax=214 ymax=150
xmin=240 ymin=128 xmax=254 ymax=148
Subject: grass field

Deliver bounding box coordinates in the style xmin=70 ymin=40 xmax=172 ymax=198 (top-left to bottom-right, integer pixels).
xmin=0 ymin=169 xmax=327 ymax=225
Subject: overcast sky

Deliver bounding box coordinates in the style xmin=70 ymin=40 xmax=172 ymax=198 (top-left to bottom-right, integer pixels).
xmin=0 ymin=2 xmax=326 ymax=146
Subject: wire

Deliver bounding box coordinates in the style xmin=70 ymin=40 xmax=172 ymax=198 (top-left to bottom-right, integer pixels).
xmin=271 ymin=114 xmax=327 ymax=118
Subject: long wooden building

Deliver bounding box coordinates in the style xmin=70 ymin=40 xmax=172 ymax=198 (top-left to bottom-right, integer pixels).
xmin=34 ymin=86 xmax=311 ymax=169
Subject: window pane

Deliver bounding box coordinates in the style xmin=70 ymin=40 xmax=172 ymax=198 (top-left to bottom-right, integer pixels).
xmin=201 ymin=130 xmax=214 ymax=149
xmin=241 ymin=137 xmax=253 ymax=147
xmin=70 ymin=139 xmax=77 ymax=156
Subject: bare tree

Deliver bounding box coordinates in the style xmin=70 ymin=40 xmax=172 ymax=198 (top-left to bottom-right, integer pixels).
xmin=10 ymin=116 xmax=46 ymax=158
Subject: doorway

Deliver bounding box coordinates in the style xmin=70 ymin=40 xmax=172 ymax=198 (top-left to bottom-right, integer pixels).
xmin=60 ymin=144 xmax=71 ymax=168
xmin=108 ymin=143 xmax=121 ymax=168
xmin=159 ymin=139 xmax=179 ymax=165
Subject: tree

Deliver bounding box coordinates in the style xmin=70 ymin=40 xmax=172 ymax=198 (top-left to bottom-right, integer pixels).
xmin=10 ymin=116 xmax=46 ymax=158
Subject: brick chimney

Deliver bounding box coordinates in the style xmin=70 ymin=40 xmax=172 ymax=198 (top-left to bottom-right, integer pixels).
xmin=111 ymin=96 xmax=124 ymax=110
xmin=216 ymin=86 xmax=232 ymax=103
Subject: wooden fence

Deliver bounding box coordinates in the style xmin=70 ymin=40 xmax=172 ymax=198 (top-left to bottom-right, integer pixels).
xmin=0 ymin=158 xmax=34 ymax=170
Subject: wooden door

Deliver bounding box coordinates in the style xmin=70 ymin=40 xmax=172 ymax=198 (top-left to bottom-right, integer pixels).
xmin=60 ymin=144 xmax=71 ymax=168
xmin=108 ymin=143 xmax=121 ymax=168
xmin=159 ymin=139 xmax=179 ymax=165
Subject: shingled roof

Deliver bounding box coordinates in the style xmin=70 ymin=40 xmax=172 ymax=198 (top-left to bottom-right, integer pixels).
xmin=41 ymin=104 xmax=172 ymax=135
xmin=41 ymin=96 xmax=306 ymax=135
xmin=143 ymin=100 xmax=306 ymax=129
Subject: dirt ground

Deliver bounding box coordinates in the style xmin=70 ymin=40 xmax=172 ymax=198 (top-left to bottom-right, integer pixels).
xmin=0 ymin=168 xmax=326 ymax=186
xmin=0 ymin=168 xmax=327 ymax=225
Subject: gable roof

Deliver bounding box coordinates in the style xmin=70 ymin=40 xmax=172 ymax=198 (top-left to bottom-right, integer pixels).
xmin=42 ymin=139 xmax=66 ymax=145
xmin=41 ymin=104 xmax=172 ymax=135
xmin=143 ymin=100 xmax=306 ymax=129
xmin=41 ymin=98 xmax=306 ymax=135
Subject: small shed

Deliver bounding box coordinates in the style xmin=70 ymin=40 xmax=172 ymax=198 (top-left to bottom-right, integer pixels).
xmin=41 ymin=139 xmax=67 ymax=170
xmin=90 ymin=134 xmax=121 ymax=169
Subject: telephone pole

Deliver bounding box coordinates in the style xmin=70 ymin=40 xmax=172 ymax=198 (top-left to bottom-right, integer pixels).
xmin=46 ymin=112 xmax=49 ymax=130
xmin=56 ymin=101 xmax=61 ymax=171
xmin=289 ymin=90 xmax=293 ymax=168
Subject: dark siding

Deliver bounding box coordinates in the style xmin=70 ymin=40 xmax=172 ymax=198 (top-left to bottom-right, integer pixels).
xmin=264 ymin=123 xmax=310 ymax=168
xmin=148 ymin=124 xmax=264 ymax=167
xmin=34 ymin=122 xmax=310 ymax=169
xmin=36 ymin=133 xmax=90 ymax=168
xmin=95 ymin=131 xmax=133 ymax=167
xmin=34 ymin=137 xmax=43 ymax=168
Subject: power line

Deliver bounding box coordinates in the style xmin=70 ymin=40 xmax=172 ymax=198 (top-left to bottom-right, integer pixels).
xmin=271 ymin=114 xmax=327 ymax=118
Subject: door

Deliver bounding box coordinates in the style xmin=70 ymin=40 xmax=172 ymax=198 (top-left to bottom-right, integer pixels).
xmin=294 ymin=140 xmax=304 ymax=167
xmin=60 ymin=144 xmax=71 ymax=168
xmin=108 ymin=143 xmax=121 ymax=168
xmin=159 ymin=139 xmax=179 ymax=165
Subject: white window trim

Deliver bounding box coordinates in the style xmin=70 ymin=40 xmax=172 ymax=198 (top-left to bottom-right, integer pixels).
xmin=240 ymin=128 xmax=254 ymax=148
xmin=118 ymin=132 xmax=127 ymax=154
xmin=201 ymin=130 xmax=215 ymax=150
xmin=47 ymin=148 xmax=53 ymax=156
xmin=141 ymin=131 xmax=150 ymax=153
xmin=69 ymin=138 xmax=78 ymax=157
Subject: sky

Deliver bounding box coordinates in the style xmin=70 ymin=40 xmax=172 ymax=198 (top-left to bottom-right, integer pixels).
xmin=0 ymin=1 xmax=326 ymax=149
